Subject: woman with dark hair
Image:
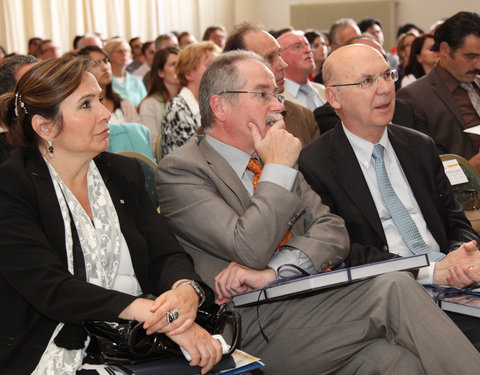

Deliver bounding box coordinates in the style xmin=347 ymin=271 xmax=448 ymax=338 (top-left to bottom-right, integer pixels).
xmin=139 ymin=46 xmax=180 ymax=152
xmin=78 ymin=46 xmax=140 ymax=123
xmin=401 ymin=34 xmax=439 ymax=87
xmin=0 ymin=55 xmax=221 ymax=374
xmin=304 ymin=30 xmax=329 ymax=84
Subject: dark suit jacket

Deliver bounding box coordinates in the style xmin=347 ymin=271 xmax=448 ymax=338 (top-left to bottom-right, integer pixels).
xmin=0 ymin=150 xmax=205 ymax=374
xmin=283 ymin=99 xmax=320 ymax=146
xmin=298 ymin=123 xmax=479 ymax=267
xmin=397 ymin=67 xmax=478 ymax=158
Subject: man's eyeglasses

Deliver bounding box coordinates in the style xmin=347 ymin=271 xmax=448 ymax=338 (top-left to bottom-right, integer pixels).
xmin=283 ymin=42 xmax=311 ymax=52
xmin=328 ymin=70 xmax=399 ymax=89
xmin=218 ymin=91 xmax=284 ymax=104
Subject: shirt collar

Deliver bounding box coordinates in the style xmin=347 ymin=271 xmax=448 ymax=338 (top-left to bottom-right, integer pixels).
xmin=284 ymin=78 xmax=301 ymax=97
xmin=342 ymin=123 xmax=391 ymax=169
xmin=435 ymin=65 xmax=462 ymax=93
xmin=179 ymin=87 xmax=199 ymax=115
xmin=205 ymin=134 xmax=252 ymax=179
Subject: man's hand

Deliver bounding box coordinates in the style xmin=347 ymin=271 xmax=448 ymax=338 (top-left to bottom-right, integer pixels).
xmin=167 ymin=323 xmax=222 ymax=375
xmin=433 ymin=240 xmax=480 ymax=287
xmin=214 ymin=262 xmax=276 ymax=304
xmin=249 ymin=120 xmax=302 ymax=168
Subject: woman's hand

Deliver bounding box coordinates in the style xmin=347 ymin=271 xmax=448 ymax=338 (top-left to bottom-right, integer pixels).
xmin=167 ymin=323 xmax=222 ymax=375
xmin=142 ymin=280 xmax=200 ymax=335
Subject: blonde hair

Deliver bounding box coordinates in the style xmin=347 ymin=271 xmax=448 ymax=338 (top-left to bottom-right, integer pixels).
xmin=175 ymin=41 xmax=221 ymax=87
xmin=103 ymin=38 xmax=130 ymax=58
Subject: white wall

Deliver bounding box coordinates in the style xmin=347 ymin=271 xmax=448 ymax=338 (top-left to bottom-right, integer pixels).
xmin=233 ymin=0 xmax=479 ymax=43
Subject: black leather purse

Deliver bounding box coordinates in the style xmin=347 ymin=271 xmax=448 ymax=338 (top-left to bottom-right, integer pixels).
xmin=84 ymin=302 xmax=241 ymax=365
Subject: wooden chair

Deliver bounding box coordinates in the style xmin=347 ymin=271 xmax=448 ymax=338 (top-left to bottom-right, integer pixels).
xmin=116 ymin=151 xmax=159 ymax=211
xmin=154 ymin=134 xmax=162 ymax=163
xmin=440 ymin=154 xmax=480 ymax=232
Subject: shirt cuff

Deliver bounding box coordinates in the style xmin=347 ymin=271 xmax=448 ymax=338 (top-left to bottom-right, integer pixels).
xmin=259 ymin=163 xmax=297 ymax=192
xmin=267 ymin=246 xmax=316 ymax=278
xmin=416 ymin=263 xmax=435 ymax=285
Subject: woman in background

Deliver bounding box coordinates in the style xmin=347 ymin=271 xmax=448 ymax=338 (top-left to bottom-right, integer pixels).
xmin=401 ymin=34 xmax=439 ymax=88
xmin=304 ymin=30 xmax=329 ymax=84
xmin=104 ymin=38 xmax=146 ymax=106
xmin=0 ymin=55 xmax=220 ymax=374
xmin=161 ymin=42 xmax=220 ymax=156
xmin=139 ymin=46 xmax=180 ymax=154
xmin=78 ymin=46 xmax=140 ymax=123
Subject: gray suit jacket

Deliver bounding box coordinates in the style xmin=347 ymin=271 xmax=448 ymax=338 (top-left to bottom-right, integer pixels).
xmin=397 ymin=67 xmax=478 ymax=158
xmin=155 ymin=136 xmax=349 ymax=288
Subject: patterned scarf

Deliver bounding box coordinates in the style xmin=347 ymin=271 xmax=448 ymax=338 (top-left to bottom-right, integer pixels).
xmin=32 ymin=159 xmax=122 ymax=374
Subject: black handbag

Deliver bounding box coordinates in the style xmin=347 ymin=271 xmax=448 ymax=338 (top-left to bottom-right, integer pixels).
xmin=84 ymin=301 xmax=241 ymax=365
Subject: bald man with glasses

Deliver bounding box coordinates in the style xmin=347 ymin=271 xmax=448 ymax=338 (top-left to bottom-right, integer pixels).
xmin=299 ymin=44 xmax=480 ymax=349
xmin=157 ymin=49 xmax=480 ymax=374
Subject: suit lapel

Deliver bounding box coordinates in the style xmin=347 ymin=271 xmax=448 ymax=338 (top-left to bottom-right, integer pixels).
xmin=26 ymin=150 xmax=68 ymax=264
xmin=198 ymin=137 xmax=251 ymax=211
xmin=329 ymin=126 xmax=388 ymax=242
xmin=429 ymin=69 xmax=465 ymax=128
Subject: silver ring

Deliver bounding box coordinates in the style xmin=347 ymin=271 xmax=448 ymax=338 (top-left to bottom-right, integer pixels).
xmin=166 ymin=309 xmax=179 ymax=324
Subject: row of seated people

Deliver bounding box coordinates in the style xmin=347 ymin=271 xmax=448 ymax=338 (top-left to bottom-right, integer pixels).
xmin=0 ymin=10 xmax=479 ymax=374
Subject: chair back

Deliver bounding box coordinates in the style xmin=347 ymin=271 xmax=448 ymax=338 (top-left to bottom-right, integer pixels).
xmin=116 ymin=150 xmax=159 ymax=209
xmin=440 ymin=154 xmax=480 ymax=210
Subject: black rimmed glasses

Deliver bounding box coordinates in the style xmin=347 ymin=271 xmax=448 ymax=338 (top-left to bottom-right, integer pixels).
xmin=218 ymin=91 xmax=285 ymax=104
xmin=328 ymin=70 xmax=399 ymax=89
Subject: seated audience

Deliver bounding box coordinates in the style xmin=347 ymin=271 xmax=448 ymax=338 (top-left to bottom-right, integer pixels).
xmin=397 ymin=11 xmax=480 ymax=168
xmin=304 ymin=30 xmax=329 ymax=84
xmin=78 ymin=46 xmax=140 ymax=123
xmin=395 ymin=32 xmax=417 ymax=90
xmin=104 ymin=38 xmax=146 ymax=106
xmin=139 ymin=46 xmax=180 ymax=153
xmin=277 ymin=30 xmax=326 ymax=111
xmin=161 ymin=41 xmax=220 ymax=156
xmin=178 ymin=31 xmax=197 ymax=49
xmin=299 ymin=43 xmax=480 ymax=349
xmin=131 ymin=41 xmax=155 ymax=88
xmin=155 ymin=33 xmax=179 ymax=50
xmin=401 ymin=34 xmax=439 ymax=87
xmin=328 ymin=18 xmax=361 ymax=51
xmin=27 ymin=37 xmax=42 ymax=57
xmin=358 ymin=17 xmax=399 ymax=68
xmin=156 ymin=49 xmax=480 ymax=374
xmin=224 ymin=23 xmax=320 ymax=146
xmin=202 ymin=26 xmax=226 ymax=50
xmin=0 ymin=55 xmax=221 ymax=374
xmin=0 ymin=55 xmax=38 ymax=164
xmin=37 ymin=39 xmax=60 ymax=60
xmin=126 ymin=36 xmax=144 ymax=73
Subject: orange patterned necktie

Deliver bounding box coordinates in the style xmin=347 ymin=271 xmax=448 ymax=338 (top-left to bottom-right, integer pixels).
xmin=247 ymin=158 xmax=292 ymax=251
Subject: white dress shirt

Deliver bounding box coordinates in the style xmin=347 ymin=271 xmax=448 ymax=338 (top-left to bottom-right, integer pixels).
xmin=284 ymin=79 xmax=324 ymax=111
xmin=343 ymin=124 xmax=441 ymax=284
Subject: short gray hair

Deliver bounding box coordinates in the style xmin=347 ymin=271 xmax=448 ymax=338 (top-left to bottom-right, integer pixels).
xmin=329 ymin=18 xmax=360 ymax=47
xmin=199 ymin=50 xmax=265 ymax=129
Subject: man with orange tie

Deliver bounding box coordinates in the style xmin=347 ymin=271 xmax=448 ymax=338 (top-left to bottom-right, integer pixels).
xmin=156 ymin=50 xmax=480 ymax=374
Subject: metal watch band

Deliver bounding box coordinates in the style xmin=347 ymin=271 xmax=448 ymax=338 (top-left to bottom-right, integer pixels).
xmin=175 ymin=279 xmax=206 ymax=307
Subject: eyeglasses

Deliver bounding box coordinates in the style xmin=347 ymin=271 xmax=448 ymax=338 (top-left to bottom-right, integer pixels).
xmin=283 ymin=42 xmax=311 ymax=52
xmin=218 ymin=91 xmax=284 ymax=104
xmin=328 ymin=70 xmax=399 ymax=89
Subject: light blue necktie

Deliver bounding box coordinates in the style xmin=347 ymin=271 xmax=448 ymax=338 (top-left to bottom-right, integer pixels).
xmin=299 ymin=84 xmax=318 ymax=111
xmin=372 ymin=144 xmax=445 ymax=262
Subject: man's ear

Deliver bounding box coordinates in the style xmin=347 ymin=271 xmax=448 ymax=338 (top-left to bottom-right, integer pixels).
xmin=438 ymin=41 xmax=451 ymax=58
xmin=325 ymin=86 xmax=341 ymax=110
xmin=209 ymin=94 xmax=228 ymax=122
xmin=31 ymin=114 xmax=55 ymax=141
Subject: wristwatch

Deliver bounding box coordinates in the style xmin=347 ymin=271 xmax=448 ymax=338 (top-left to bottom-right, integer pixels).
xmin=175 ymin=280 xmax=206 ymax=307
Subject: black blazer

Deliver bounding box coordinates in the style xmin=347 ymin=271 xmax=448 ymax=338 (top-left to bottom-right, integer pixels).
xmin=0 ymin=150 xmax=207 ymax=374
xmin=299 ymin=123 xmax=479 ymax=267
